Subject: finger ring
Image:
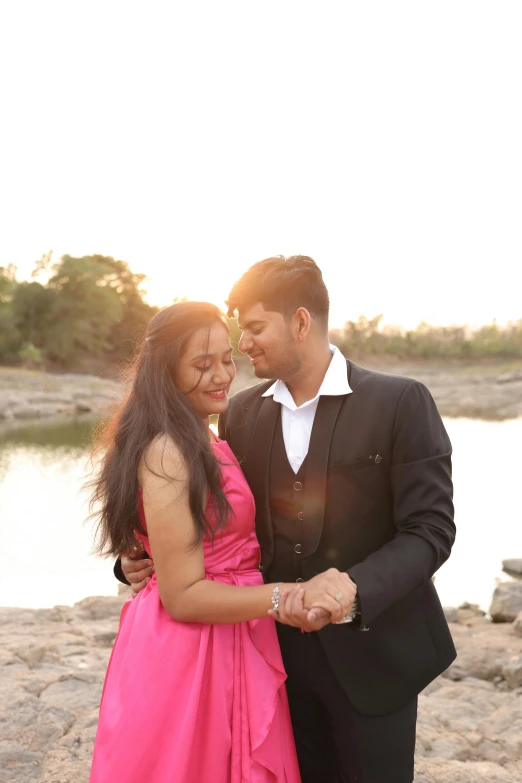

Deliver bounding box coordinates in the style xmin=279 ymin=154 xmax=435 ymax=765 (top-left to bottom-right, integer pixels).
xmin=335 ymin=592 xmax=343 ymax=602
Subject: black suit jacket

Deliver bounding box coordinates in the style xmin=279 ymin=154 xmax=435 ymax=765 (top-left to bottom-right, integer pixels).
xmin=218 ymin=360 xmax=457 ymax=716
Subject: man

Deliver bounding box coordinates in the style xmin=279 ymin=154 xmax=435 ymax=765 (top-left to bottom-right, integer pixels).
xmin=119 ymin=255 xmax=456 ymax=783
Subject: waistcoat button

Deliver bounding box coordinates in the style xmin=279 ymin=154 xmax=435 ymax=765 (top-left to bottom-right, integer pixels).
xmin=297 ymin=511 xmax=304 ymax=520
xmin=294 ymin=544 xmax=302 ymax=554
xmin=293 ymin=481 xmax=303 ymax=491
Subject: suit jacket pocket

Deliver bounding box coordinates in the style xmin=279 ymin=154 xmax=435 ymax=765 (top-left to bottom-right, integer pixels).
xmin=331 ymin=455 xmax=382 ymax=474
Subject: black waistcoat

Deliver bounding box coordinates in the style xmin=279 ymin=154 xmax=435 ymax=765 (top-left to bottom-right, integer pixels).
xmin=267 ymin=411 xmax=308 ymax=583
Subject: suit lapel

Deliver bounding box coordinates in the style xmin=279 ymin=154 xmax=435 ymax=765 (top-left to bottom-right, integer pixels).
xmin=302 ymin=394 xmax=345 ymax=557
xmin=243 ymin=395 xmax=279 ymax=558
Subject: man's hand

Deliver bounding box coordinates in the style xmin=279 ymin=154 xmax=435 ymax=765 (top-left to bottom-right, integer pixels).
xmin=302 ymin=568 xmax=357 ymax=621
xmin=121 ymin=553 xmax=155 ymax=595
xmin=269 ymin=587 xmax=331 ymax=632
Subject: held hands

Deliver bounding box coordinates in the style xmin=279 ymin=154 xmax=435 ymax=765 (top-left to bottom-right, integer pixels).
xmin=122 ymin=553 xmax=356 ymax=632
xmin=268 ymin=569 xmax=357 ymax=632
xmin=303 ymin=568 xmax=357 ymax=621
xmin=268 ymin=588 xmax=331 ymax=632
xmin=121 ymin=553 xmax=155 ymax=595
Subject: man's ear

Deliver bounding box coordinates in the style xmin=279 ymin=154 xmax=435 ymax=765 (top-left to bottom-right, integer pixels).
xmin=294 ymin=307 xmax=311 ymax=341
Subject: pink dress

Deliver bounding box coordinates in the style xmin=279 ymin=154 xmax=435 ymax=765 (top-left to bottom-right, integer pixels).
xmin=90 ymin=439 xmax=301 ymax=783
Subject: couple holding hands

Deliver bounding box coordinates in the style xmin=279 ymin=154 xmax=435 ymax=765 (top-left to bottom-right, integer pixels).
xmin=89 ymin=255 xmax=456 ymax=783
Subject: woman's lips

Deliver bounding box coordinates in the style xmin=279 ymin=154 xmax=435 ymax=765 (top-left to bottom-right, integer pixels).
xmin=206 ymin=388 xmax=227 ymax=399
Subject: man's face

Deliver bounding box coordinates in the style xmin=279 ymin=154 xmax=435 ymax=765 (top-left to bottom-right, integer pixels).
xmin=237 ymin=302 xmax=301 ymax=380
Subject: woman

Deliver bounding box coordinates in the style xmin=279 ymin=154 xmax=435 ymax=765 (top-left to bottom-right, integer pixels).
xmin=88 ymin=302 xmax=341 ymax=783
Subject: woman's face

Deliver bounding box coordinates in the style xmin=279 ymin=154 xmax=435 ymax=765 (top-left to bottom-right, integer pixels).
xmin=177 ymin=322 xmax=236 ymax=419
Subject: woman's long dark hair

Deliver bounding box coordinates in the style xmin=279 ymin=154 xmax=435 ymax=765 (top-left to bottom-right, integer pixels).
xmin=88 ymin=301 xmax=232 ymax=557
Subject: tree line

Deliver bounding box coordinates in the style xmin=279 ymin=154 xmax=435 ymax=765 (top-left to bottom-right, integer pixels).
xmin=0 ymin=255 xmax=521 ymax=372
xmin=0 ymin=254 xmax=158 ymax=370
xmin=329 ymin=315 xmax=522 ymax=360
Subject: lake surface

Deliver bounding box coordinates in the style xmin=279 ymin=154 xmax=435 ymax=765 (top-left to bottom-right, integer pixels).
xmin=1 ymin=416 xmax=520 ymax=610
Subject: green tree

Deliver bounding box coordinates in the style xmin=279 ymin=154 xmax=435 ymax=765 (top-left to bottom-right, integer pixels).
xmin=11 ymin=281 xmax=56 ymax=351
xmin=98 ymin=256 xmax=158 ymax=359
xmin=31 ymin=250 xmax=54 ymax=282
xmin=332 ymin=315 xmax=385 ymax=357
xmin=44 ymin=255 xmax=124 ymax=366
xmin=19 ymin=343 xmax=44 ymax=369
xmin=0 ymin=265 xmax=20 ymax=360
xmin=0 ymin=264 xmax=17 ymax=304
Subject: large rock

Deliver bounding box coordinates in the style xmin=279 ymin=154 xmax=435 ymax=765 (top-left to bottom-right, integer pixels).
xmin=0 ymin=697 xmax=75 ymax=753
xmin=476 ymin=698 xmax=522 ymax=767
xmin=12 ymin=405 xmax=43 ymax=419
xmin=39 ymin=710 xmax=99 ymax=783
xmin=0 ymin=369 xmax=123 ymax=429
xmin=502 ymin=558 xmax=522 ymax=578
xmin=416 ymin=680 xmax=522 ymax=777
xmin=490 ymin=582 xmax=522 ymax=622
xmin=415 ymin=759 xmax=520 ymax=782
xmin=443 ymin=603 xmax=485 ymax=625
xmin=14 ymin=643 xmax=61 ymax=669
xmin=0 ymin=744 xmax=42 ymax=783
xmin=72 ymin=595 xmax=126 ymax=621
xmin=40 ymin=674 xmax=102 ymax=714
xmin=443 ymin=621 xmax=522 ymax=683
xmin=502 ymin=654 xmax=522 ymax=688
xmin=75 ymin=400 xmax=93 ymax=413
xmin=443 ymin=606 xmax=459 ymax=623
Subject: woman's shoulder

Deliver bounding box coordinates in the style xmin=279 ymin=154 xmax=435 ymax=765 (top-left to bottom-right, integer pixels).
xmin=140 ymin=434 xmax=188 ymax=482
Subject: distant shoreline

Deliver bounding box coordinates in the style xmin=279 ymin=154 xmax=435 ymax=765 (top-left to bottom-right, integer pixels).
xmin=231 ymin=356 xmax=522 ymax=421
xmin=1 ymin=356 xmax=521 ymax=432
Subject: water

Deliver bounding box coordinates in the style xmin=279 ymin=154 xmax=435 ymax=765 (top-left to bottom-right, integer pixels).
xmin=0 ymin=418 xmax=115 ymax=608
xmin=1 ymin=416 xmax=520 ymax=610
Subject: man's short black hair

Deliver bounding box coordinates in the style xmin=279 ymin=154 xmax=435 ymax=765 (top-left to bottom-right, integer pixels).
xmin=226 ymin=255 xmax=330 ymax=328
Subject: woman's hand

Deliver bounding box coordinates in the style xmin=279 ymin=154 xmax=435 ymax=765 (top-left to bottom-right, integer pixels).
xmin=269 ymin=587 xmax=332 ymax=632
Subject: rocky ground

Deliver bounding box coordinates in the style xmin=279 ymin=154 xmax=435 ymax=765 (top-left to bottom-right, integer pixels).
xmin=0 ymin=369 xmax=121 ymax=427
xmin=359 ymin=359 xmax=522 ymax=421
xmin=2 ymin=570 xmax=522 ymax=783
xmin=234 ymin=357 xmax=522 ymax=420
xmin=1 ymin=359 xmax=522 ymax=428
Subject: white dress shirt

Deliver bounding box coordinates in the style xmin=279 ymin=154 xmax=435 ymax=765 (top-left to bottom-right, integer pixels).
xmin=261 ymin=345 xmax=352 ymax=473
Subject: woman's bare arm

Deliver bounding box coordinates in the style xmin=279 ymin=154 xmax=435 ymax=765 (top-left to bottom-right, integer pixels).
xmin=139 ymin=435 xmax=344 ymax=624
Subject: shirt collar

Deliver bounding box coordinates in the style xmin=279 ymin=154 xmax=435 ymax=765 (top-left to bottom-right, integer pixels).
xmin=261 ymin=345 xmax=352 ymax=411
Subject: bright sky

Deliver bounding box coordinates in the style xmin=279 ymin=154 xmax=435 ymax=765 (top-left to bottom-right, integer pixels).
xmin=0 ymin=1 xmax=520 ymax=329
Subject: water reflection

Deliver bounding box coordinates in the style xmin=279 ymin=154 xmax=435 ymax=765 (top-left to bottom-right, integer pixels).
xmin=1 ymin=415 xmax=521 ymax=610
xmin=0 ymin=417 xmax=114 ymax=608
xmin=0 ymin=416 xmax=98 ymax=450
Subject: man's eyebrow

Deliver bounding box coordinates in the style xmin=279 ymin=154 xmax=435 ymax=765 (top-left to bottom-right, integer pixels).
xmin=237 ymin=319 xmax=265 ymax=331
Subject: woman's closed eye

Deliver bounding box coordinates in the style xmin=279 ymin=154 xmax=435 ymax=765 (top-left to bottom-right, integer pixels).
xmin=196 ymin=361 xmax=234 ymax=372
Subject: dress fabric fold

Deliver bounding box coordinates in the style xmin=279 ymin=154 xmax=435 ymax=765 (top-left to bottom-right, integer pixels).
xmin=90 ymin=439 xmax=301 ymax=783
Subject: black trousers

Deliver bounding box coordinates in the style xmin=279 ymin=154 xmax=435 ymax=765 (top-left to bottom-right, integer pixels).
xmin=277 ymin=626 xmax=417 ymax=783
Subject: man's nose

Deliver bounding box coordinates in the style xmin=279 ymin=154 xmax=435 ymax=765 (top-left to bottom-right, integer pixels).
xmin=238 ymin=332 xmax=252 ymax=354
